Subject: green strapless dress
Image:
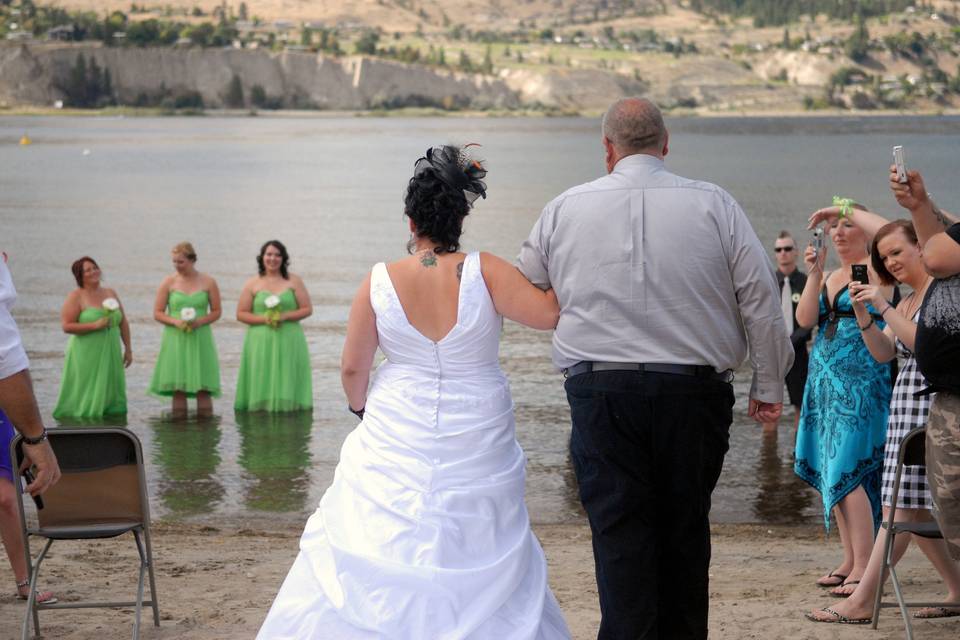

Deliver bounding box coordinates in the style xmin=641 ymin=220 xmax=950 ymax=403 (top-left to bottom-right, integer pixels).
xmin=234 ymin=288 xmax=313 ymax=412
xmin=148 ymin=290 xmax=221 ymax=399
xmin=53 ymin=307 xmax=126 ymax=419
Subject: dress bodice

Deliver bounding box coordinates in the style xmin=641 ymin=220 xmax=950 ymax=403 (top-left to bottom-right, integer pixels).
xmin=369 ymin=252 xmax=501 ymax=376
xmin=168 ymin=290 xmax=209 ymax=316
xmin=252 ymin=288 xmax=298 ymax=315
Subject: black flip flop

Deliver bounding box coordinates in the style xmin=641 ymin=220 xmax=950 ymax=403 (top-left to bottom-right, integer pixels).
xmin=829 ymin=580 xmax=861 ymax=598
xmin=816 ymin=571 xmax=848 ymax=588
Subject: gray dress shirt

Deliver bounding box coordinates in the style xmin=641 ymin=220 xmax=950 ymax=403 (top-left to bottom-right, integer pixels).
xmin=517 ymin=154 xmax=794 ymax=404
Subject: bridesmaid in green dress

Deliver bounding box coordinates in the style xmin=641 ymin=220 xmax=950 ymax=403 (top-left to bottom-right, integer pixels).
xmin=235 ymin=240 xmax=313 ymax=412
xmin=53 ymin=256 xmax=131 ymax=419
xmin=148 ymin=241 xmax=222 ymax=418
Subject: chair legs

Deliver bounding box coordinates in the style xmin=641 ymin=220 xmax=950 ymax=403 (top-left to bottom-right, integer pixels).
xmin=20 ymin=531 xmax=160 ymax=640
xmin=21 ymin=538 xmax=53 ymax=640
xmin=888 ymin=562 xmax=915 ymax=640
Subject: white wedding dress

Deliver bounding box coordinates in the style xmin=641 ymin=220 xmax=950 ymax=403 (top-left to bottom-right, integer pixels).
xmin=257 ymin=252 xmax=570 ymax=639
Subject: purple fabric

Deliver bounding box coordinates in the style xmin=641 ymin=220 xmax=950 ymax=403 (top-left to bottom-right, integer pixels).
xmin=0 ymin=408 xmax=15 ymax=482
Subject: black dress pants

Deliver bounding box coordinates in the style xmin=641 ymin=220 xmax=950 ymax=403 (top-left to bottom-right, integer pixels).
xmin=565 ymin=370 xmax=734 ymax=640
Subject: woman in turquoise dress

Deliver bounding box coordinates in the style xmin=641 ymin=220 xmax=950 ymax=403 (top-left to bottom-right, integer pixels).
xmin=794 ymin=210 xmax=893 ymax=596
xmin=235 ymin=240 xmax=313 ymax=412
xmin=148 ymin=241 xmax=222 ymax=417
xmin=53 ymin=256 xmax=131 ymax=419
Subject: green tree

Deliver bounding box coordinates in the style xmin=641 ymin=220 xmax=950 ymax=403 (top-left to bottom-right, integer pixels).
xmin=250 ymin=84 xmax=267 ymax=107
xmin=301 ymin=26 xmax=312 ymax=47
xmin=238 ymin=2 xmax=248 ymax=21
xmin=355 ymin=30 xmax=379 ymax=55
xmin=102 ymin=10 xmax=127 ymax=46
xmin=845 ymin=12 xmax=870 ymax=62
xmin=225 ymin=74 xmax=244 ymax=107
xmin=458 ymin=49 xmax=473 ymax=72
xmin=481 ymin=45 xmax=493 ymax=74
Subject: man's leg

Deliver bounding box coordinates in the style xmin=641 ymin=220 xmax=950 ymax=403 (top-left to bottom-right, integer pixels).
xmin=566 ymin=371 xmax=657 ymax=640
xmin=927 ymin=392 xmax=960 ymax=560
xmin=651 ymin=374 xmax=733 ymax=640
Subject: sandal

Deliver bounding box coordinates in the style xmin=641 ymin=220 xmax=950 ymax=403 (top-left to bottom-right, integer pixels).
xmin=914 ymin=606 xmax=960 ymax=619
xmin=816 ymin=570 xmax=848 ymax=588
xmin=830 ymin=580 xmax=861 ymax=598
xmin=15 ymin=579 xmax=58 ymax=605
xmin=805 ymin=606 xmax=872 ymax=624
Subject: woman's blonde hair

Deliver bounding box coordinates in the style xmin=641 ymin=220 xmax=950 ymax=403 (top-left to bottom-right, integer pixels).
xmin=172 ymin=241 xmax=197 ymax=262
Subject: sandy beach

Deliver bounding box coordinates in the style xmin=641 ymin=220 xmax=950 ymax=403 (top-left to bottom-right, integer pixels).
xmin=2 ymin=520 xmax=959 ymax=639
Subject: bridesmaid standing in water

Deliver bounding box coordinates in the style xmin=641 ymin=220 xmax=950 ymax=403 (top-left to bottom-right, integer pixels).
xmin=53 ymin=257 xmax=131 ymax=419
xmin=235 ymin=240 xmax=313 ymax=412
xmin=148 ymin=242 xmax=222 ymax=417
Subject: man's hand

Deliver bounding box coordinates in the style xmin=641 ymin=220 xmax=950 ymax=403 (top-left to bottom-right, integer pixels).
xmin=20 ymin=440 xmax=61 ymax=496
xmin=748 ymin=398 xmax=783 ymax=424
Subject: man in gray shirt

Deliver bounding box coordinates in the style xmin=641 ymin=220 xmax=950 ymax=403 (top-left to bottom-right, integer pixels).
xmin=517 ymin=98 xmax=793 ymax=639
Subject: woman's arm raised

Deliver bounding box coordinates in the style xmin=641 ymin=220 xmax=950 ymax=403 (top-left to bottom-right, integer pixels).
xmin=479 ymin=252 xmax=559 ymax=330
xmin=341 ymin=273 xmax=378 ymax=413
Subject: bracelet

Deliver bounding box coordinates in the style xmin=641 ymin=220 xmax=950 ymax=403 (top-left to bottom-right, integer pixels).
xmin=858 ymin=317 xmax=875 ymax=332
xmin=21 ymin=429 xmax=48 ymax=445
xmin=879 ymin=304 xmax=892 ymax=316
xmin=349 ymin=406 xmax=365 ymax=420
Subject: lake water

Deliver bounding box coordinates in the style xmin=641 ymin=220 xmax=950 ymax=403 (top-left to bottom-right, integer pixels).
xmin=3 ymin=114 xmax=960 ymax=527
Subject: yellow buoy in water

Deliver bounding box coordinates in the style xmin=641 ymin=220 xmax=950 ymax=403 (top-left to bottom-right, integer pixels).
xmin=19 ymin=134 xmax=31 ymax=146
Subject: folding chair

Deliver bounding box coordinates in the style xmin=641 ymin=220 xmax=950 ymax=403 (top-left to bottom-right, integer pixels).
xmin=871 ymin=426 xmax=960 ymax=639
xmin=12 ymin=428 xmax=160 ymax=640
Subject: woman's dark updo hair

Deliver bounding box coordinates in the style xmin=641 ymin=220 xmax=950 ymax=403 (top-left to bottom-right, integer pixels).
xmin=404 ymin=145 xmax=487 ymax=254
xmin=71 ymin=256 xmax=99 ymax=287
xmin=257 ymin=240 xmax=290 ymax=279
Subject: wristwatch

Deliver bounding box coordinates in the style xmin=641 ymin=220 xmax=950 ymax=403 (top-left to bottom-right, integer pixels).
xmin=21 ymin=429 xmax=48 ymax=445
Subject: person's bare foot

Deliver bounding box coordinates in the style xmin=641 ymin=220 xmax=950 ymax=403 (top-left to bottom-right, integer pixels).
xmin=809 ymin=594 xmax=873 ymax=622
xmin=829 ymin=575 xmax=863 ymax=598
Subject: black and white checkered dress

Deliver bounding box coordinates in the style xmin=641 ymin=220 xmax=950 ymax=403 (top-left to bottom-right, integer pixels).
xmin=881 ymin=312 xmax=933 ymax=509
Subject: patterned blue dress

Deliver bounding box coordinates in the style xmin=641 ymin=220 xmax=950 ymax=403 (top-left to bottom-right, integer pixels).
xmin=794 ymin=284 xmax=892 ymax=530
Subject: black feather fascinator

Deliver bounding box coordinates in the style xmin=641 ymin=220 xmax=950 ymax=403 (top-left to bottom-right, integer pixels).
xmin=413 ymin=144 xmax=487 ymax=205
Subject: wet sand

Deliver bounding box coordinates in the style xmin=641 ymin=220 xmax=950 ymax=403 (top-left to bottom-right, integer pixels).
xmin=1 ymin=521 xmax=959 ymax=639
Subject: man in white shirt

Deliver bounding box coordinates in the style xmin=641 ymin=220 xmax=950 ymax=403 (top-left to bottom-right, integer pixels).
xmin=518 ymin=98 xmax=793 ymax=639
xmin=0 ymin=253 xmax=60 ymax=496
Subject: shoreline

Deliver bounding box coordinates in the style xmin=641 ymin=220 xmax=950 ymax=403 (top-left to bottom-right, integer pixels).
xmin=3 ymin=105 xmax=960 ymax=119
xmin=1 ymin=520 xmax=957 ymax=639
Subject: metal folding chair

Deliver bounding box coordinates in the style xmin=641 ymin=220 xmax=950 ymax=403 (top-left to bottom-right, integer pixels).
xmin=12 ymin=428 xmax=160 ymax=640
xmin=871 ymin=426 xmax=959 ymax=639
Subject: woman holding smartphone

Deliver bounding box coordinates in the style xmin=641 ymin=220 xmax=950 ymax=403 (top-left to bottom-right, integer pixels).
xmin=806 ymin=213 xmax=960 ymax=623
xmin=793 ymin=203 xmax=893 ymax=600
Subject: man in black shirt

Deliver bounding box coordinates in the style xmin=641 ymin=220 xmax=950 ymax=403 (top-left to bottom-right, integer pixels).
xmin=891 ymin=168 xmax=960 ymax=559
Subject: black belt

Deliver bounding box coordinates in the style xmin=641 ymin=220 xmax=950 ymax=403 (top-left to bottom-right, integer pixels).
xmin=563 ymin=361 xmax=734 ymax=383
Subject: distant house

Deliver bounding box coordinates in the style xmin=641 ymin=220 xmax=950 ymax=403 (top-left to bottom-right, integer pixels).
xmin=47 ymin=25 xmax=75 ymax=41
xmin=5 ymin=31 xmax=32 ymax=41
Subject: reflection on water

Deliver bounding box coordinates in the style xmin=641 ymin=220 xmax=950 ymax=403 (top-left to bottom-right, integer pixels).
xmin=752 ymin=430 xmax=814 ymax=524
xmin=235 ymin=410 xmax=313 ymax=512
xmin=53 ymin=414 xmax=129 ymax=429
xmin=149 ymin=415 xmax=225 ymax=515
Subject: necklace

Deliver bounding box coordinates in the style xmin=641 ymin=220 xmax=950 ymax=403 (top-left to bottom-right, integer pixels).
xmin=902 ymin=276 xmax=932 ymax=319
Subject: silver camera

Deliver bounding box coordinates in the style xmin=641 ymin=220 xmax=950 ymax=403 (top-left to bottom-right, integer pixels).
xmin=893 ymin=145 xmax=908 ymax=184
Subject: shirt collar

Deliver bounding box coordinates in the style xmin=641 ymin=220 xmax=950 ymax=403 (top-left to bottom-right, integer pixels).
xmin=612 ymin=153 xmax=665 ymax=175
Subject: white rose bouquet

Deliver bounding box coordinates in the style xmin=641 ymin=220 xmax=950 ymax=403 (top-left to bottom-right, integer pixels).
xmin=102 ymin=297 xmax=121 ymax=327
xmin=264 ymin=294 xmax=282 ymax=329
xmin=179 ymin=307 xmax=197 ymax=333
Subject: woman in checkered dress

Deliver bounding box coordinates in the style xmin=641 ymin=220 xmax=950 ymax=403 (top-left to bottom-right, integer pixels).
xmin=807 ymin=217 xmax=960 ymax=624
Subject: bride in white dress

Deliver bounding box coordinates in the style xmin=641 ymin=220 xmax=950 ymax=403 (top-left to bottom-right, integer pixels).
xmin=258 ymin=146 xmax=571 ymax=639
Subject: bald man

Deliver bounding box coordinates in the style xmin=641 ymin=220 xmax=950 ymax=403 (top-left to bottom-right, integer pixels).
xmin=518 ymin=98 xmax=793 ymax=639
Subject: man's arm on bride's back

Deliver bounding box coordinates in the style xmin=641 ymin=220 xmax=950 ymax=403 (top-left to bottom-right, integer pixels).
xmin=480 ymin=252 xmax=558 ymax=331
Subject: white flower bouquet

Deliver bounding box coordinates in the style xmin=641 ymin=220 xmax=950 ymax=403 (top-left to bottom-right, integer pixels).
xmin=179 ymin=307 xmax=197 ymax=333
xmin=264 ymin=294 xmax=282 ymax=329
xmin=102 ymin=297 xmax=121 ymax=327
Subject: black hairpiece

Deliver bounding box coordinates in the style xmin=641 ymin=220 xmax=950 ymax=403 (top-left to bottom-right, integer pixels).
xmin=413 ymin=144 xmax=487 ymax=205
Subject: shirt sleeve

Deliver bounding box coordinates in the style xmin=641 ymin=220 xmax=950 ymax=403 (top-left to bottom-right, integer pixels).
xmin=516 ymin=203 xmax=554 ymax=290
xmin=723 ymin=197 xmax=795 ymax=404
xmin=0 ymin=260 xmax=29 ymax=380
xmin=947 ymin=222 xmax=960 ymax=245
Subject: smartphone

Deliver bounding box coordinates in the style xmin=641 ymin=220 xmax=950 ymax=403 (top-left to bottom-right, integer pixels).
xmin=852 ymin=264 xmax=869 ymax=284
xmin=812 ymin=227 xmax=824 ymax=257
xmin=22 ymin=469 xmax=44 ymax=510
xmin=893 ymin=145 xmax=908 ymax=184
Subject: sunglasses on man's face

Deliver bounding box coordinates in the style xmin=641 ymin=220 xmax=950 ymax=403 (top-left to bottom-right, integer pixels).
xmin=774 ymin=246 xmax=795 ymax=253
